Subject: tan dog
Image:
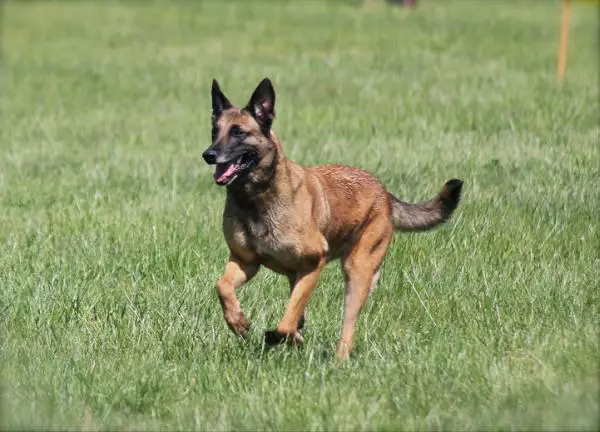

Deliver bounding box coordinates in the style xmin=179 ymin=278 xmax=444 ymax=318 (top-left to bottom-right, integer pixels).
xmin=202 ymin=78 xmax=463 ymax=359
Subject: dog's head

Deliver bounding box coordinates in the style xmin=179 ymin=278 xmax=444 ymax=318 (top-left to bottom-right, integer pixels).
xmin=202 ymin=78 xmax=278 ymax=187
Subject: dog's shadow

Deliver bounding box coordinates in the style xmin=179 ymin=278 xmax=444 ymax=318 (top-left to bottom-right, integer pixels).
xmin=247 ymin=331 xmax=342 ymax=365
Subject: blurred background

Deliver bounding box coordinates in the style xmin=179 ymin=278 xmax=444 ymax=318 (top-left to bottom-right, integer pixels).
xmin=1 ymin=1 xmax=598 ymax=430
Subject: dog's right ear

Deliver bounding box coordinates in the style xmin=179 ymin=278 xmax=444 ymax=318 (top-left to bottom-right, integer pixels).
xmin=245 ymin=78 xmax=276 ymax=135
xmin=211 ymin=79 xmax=233 ymax=121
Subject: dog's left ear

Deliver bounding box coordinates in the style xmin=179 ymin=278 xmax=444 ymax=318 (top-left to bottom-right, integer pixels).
xmin=212 ymin=79 xmax=233 ymax=121
xmin=245 ymin=78 xmax=276 ymax=135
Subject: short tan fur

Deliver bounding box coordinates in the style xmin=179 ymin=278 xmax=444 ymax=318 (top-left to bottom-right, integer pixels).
xmin=202 ymin=78 xmax=463 ymax=359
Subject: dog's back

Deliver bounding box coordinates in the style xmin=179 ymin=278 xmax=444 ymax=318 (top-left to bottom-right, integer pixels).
xmin=307 ymin=164 xmax=462 ymax=258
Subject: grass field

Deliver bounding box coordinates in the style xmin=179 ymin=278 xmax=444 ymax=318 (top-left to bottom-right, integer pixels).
xmin=1 ymin=0 xmax=598 ymax=430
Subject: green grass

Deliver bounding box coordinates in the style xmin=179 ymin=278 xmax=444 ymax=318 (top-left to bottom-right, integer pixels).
xmin=1 ymin=0 xmax=598 ymax=430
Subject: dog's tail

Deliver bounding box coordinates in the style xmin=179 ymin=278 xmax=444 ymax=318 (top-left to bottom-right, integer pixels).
xmin=389 ymin=179 xmax=463 ymax=231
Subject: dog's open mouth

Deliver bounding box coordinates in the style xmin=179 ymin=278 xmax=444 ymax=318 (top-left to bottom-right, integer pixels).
xmin=214 ymin=152 xmax=258 ymax=186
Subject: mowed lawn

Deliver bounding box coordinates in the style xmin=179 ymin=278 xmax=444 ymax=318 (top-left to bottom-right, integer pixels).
xmin=1 ymin=0 xmax=598 ymax=430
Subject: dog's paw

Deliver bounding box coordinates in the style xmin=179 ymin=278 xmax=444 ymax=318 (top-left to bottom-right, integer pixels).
xmin=224 ymin=310 xmax=251 ymax=338
xmin=335 ymin=340 xmax=352 ymax=360
xmin=264 ymin=329 xmax=304 ymax=347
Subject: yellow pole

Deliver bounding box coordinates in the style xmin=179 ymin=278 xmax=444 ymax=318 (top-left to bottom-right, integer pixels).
xmin=557 ymin=0 xmax=571 ymax=81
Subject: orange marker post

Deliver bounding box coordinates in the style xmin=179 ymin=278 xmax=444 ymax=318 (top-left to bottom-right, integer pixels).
xmin=557 ymin=0 xmax=571 ymax=81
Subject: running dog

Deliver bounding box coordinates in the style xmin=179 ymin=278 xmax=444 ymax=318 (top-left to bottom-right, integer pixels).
xmin=202 ymin=78 xmax=463 ymax=359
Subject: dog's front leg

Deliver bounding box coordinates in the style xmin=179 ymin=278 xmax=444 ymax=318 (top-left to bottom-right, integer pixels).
xmin=264 ymin=255 xmax=326 ymax=346
xmin=286 ymin=273 xmax=305 ymax=332
xmin=216 ymin=255 xmax=259 ymax=337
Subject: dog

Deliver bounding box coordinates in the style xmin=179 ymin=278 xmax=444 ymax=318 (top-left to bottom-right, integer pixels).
xmin=202 ymin=78 xmax=463 ymax=359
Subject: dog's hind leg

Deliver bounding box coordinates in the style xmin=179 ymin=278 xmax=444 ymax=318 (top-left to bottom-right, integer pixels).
xmin=337 ymin=218 xmax=392 ymax=360
xmin=216 ymin=254 xmax=259 ymax=337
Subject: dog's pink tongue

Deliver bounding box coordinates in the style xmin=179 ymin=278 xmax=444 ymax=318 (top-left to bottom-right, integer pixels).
xmin=214 ymin=162 xmax=239 ymax=184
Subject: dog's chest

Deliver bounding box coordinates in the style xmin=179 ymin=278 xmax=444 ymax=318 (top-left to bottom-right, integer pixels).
xmin=224 ymin=203 xmax=299 ymax=268
xmin=245 ymin=212 xmax=296 ymax=258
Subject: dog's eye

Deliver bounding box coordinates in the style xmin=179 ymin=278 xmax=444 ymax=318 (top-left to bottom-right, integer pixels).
xmin=230 ymin=125 xmax=247 ymax=140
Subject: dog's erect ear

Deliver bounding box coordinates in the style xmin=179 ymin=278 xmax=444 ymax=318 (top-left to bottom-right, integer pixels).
xmin=245 ymin=78 xmax=275 ymax=134
xmin=211 ymin=79 xmax=233 ymax=121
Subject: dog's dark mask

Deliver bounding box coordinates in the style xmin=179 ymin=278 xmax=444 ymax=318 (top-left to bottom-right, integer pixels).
xmin=202 ymin=78 xmax=276 ymax=187
xmin=203 ymin=124 xmax=259 ymax=186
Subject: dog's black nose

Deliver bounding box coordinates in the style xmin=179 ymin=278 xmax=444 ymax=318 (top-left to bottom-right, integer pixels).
xmin=202 ymin=150 xmax=217 ymax=164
